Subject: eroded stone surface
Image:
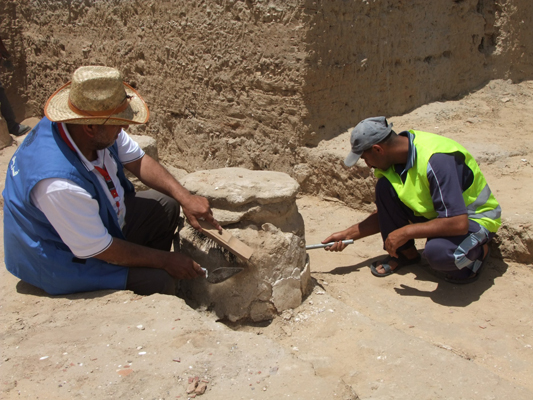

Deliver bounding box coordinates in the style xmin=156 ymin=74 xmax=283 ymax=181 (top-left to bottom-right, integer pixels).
xmin=180 ymin=167 xmax=300 ymax=207
xmin=178 ymin=168 xmax=309 ymax=322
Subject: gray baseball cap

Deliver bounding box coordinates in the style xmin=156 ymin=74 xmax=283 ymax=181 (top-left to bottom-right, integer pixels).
xmin=344 ymin=116 xmax=393 ymax=167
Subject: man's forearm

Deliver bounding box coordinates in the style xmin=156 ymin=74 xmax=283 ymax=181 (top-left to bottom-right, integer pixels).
xmin=346 ymin=211 xmax=381 ymax=240
xmin=93 ymin=237 xmax=169 ymax=269
xmin=403 ymin=214 xmax=469 ymax=240
xmin=124 ymin=154 xmax=221 ymax=231
xmin=124 ymin=154 xmax=192 ymax=204
xmin=384 ymin=213 xmax=469 ymax=257
xmin=93 ymin=237 xmax=204 ymax=280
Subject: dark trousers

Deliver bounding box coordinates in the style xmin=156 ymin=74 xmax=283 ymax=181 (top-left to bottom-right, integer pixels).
xmin=122 ymin=190 xmax=180 ymax=295
xmin=0 ymin=79 xmax=18 ymax=132
xmin=375 ymin=178 xmax=491 ymax=278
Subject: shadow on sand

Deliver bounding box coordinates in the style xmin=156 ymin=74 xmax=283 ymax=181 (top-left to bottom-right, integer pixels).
xmin=15 ymin=280 xmax=119 ymax=300
xmin=323 ymin=251 xmax=508 ymax=307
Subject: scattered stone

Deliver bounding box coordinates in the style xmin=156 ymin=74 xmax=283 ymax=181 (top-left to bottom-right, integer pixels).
xmin=186 ymin=376 xmax=199 ymax=394
xmin=117 ymin=369 xmax=133 ymax=377
xmin=194 ymin=381 xmax=207 ymax=395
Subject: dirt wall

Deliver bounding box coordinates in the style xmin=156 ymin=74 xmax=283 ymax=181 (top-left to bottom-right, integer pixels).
xmin=1 ymin=0 xmax=532 ymax=185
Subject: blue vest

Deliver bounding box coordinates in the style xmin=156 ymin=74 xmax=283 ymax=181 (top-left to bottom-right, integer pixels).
xmin=3 ymin=117 xmax=134 ymax=295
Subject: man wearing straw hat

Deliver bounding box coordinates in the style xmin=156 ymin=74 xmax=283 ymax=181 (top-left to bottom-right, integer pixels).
xmin=3 ymin=66 xmax=221 ymax=296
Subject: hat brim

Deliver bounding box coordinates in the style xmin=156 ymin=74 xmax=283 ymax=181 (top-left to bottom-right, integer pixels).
xmin=44 ymin=82 xmax=150 ymax=125
xmin=344 ymin=151 xmax=362 ymax=167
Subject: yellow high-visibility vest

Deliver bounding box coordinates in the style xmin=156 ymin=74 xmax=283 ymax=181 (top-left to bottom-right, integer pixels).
xmin=374 ymin=130 xmax=501 ymax=233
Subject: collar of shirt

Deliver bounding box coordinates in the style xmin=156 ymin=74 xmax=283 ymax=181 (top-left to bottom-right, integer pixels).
xmin=394 ymin=130 xmax=417 ymax=178
xmin=60 ymin=123 xmax=106 ymax=171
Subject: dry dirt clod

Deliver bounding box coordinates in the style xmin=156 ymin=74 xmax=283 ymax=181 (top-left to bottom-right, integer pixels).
xmin=194 ymin=381 xmax=207 ymax=395
xmin=186 ymin=376 xmax=199 ymax=394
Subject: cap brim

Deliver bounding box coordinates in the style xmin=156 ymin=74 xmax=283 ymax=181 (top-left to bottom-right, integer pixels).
xmin=344 ymin=151 xmax=362 ymax=167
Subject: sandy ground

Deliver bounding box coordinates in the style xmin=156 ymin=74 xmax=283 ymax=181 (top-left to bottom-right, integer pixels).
xmin=1 ymin=79 xmax=533 ymax=399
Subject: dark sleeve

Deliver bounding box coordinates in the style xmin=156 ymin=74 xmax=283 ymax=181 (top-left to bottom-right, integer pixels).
xmin=426 ymin=153 xmax=467 ymax=218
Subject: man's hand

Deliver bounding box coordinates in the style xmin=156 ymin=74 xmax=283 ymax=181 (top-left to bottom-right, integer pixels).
xmin=164 ymin=252 xmax=206 ymax=280
xmin=321 ymin=232 xmax=351 ymax=252
xmin=95 ymin=238 xmax=206 ymax=280
xmin=384 ymin=227 xmax=409 ymax=258
xmin=384 ymin=214 xmax=469 ymax=257
xmin=181 ymin=193 xmax=222 ymax=232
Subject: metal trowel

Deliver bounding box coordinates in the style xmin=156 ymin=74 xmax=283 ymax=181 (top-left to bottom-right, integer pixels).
xmin=195 ymin=220 xmax=252 ymax=284
xmin=203 ymin=266 xmax=245 ymax=284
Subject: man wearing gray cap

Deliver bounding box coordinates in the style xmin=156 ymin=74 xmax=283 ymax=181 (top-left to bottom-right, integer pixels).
xmin=321 ymin=116 xmax=501 ymax=283
xmin=3 ymin=66 xmax=222 ymax=296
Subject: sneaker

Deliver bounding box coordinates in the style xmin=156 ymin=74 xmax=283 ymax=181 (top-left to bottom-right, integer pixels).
xmin=10 ymin=124 xmax=31 ymax=137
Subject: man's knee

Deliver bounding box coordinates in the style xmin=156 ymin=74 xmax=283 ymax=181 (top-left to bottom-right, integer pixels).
xmin=424 ymin=239 xmax=458 ymax=272
xmin=125 ymin=268 xmax=176 ymax=296
xmin=157 ymin=193 xmax=180 ymax=225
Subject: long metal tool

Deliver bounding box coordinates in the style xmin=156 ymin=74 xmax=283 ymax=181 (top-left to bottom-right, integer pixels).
xmin=305 ymin=239 xmax=354 ymax=250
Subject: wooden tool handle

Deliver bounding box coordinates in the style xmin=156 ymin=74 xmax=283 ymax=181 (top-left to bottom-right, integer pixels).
xmin=198 ymin=220 xmax=254 ymax=262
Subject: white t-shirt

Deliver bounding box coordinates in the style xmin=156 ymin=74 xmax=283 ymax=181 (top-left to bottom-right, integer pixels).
xmin=31 ymin=123 xmax=144 ymax=258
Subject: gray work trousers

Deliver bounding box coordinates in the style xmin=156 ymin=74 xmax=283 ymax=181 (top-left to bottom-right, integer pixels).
xmin=122 ymin=189 xmax=180 ymax=295
xmin=375 ymin=178 xmax=492 ymax=279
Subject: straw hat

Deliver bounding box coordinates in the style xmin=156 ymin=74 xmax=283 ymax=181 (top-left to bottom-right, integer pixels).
xmin=44 ymin=66 xmax=149 ymax=125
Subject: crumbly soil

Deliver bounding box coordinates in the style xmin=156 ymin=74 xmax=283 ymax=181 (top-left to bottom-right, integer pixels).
xmin=1 ymin=78 xmax=533 ymax=399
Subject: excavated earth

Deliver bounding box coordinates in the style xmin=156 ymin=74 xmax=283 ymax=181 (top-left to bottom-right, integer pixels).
xmin=1 ymin=1 xmax=533 ymax=399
